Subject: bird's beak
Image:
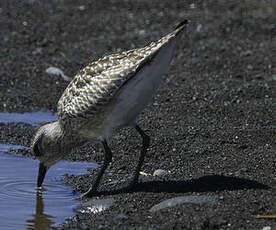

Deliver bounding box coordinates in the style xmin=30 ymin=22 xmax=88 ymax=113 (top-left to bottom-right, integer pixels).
xmin=37 ymin=162 xmax=48 ymax=188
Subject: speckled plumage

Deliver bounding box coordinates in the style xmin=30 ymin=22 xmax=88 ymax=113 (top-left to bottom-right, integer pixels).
xmin=32 ymin=20 xmax=188 ymax=196
xmin=57 ymin=22 xmax=187 ymax=139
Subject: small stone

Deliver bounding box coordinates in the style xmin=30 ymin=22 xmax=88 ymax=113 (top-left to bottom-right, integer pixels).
xmin=78 ymin=5 xmax=85 ymax=11
xmin=76 ymin=198 xmax=115 ymax=214
xmin=153 ymin=169 xmax=168 ymax=177
xmin=262 ymin=227 xmax=271 ymax=230
xmin=247 ymin=64 xmax=253 ymax=70
xmin=196 ymin=24 xmax=202 ymax=32
xmin=138 ymin=30 xmax=146 ymax=36
xmin=150 ymin=195 xmax=217 ymax=212
xmin=190 ymin=3 xmax=196 ymax=9
xmin=46 ymin=67 xmax=72 ymax=81
xmin=241 ymin=50 xmax=253 ymax=56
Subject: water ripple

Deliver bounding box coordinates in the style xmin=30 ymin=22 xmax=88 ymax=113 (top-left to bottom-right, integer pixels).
xmin=0 ymin=144 xmax=99 ymax=229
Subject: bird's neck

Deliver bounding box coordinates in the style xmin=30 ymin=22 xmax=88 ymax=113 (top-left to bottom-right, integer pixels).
xmin=62 ymin=134 xmax=88 ymax=152
xmin=49 ymin=121 xmax=88 ymax=156
xmin=56 ymin=123 xmax=87 ymax=152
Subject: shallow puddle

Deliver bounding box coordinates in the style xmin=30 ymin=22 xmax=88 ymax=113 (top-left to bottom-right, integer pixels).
xmin=0 ymin=111 xmax=58 ymax=126
xmin=0 ymin=144 xmax=100 ymax=229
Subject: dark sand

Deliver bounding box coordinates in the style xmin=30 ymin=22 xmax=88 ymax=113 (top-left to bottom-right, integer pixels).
xmin=0 ymin=1 xmax=275 ymax=229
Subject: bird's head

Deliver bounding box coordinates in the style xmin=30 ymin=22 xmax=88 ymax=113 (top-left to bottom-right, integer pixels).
xmin=32 ymin=121 xmax=65 ymax=188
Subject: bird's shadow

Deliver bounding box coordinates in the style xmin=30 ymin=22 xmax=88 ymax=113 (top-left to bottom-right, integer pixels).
xmin=98 ymin=174 xmax=270 ymax=196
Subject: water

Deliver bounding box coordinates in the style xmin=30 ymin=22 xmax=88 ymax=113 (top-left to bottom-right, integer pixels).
xmin=0 ymin=144 xmax=101 ymax=230
xmin=0 ymin=112 xmax=115 ymax=228
xmin=0 ymin=111 xmax=58 ymax=127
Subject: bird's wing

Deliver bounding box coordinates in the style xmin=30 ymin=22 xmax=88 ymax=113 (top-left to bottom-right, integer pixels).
xmin=57 ymin=21 xmax=188 ymax=124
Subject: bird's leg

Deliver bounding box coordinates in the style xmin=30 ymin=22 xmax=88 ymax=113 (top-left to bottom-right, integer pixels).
xmin=79 ymin=139 xmax=112 ymax=198
xmin=127 ymin=124 xmax=150 ymax=189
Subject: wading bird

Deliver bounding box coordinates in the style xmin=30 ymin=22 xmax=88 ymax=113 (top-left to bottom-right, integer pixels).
xmin=32 ymin=20 xmax=188 ymax=198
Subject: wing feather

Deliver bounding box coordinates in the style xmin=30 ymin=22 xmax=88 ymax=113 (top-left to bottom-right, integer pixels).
xmin=57 ymin=22 xmax=187 ymax=126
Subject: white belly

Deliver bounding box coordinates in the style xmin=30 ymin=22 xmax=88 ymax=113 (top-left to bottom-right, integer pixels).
xmin=102 ymin=39 xmax=177 ymax=138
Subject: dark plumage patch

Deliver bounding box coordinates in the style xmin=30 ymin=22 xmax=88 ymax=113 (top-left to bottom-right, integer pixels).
xmin=175 ymin=19 xmax=189 ymax=30
xmin=33 ymin=134 xmax=43 ymax=157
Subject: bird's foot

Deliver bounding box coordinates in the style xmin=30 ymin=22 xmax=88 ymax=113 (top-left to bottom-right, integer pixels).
xmin=77 ymin=187 xmax=99 ymax=200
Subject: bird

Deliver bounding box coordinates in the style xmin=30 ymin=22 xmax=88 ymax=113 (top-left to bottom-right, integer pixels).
xmin=32 ymin=20 xmax=189 ymax=198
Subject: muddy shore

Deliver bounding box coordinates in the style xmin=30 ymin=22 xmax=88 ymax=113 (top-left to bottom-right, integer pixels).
xmin=0 ymin=1 xmax=275 ymax=229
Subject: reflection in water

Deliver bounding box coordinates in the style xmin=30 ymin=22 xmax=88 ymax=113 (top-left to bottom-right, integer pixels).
xmin=25 ymin=192 xmax=55 ymax=230
xmin=0 ymin=144 xmax=98 ymax=230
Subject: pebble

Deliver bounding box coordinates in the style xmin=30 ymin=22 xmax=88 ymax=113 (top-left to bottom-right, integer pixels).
xmin=149 ymin=195 xmax=217 ymax=212
xmin=45 ymin=67 xmax=72 ymax=81
xmin=153 ymin=169 xmax=169 ymax=177
xmin=196 ymin=24 xmax=202 ymax=32
xmin=75 ymin=198 xmax=115 ymax=214
xmin=247 ymin=64 xmax=253 ymax=70
xmin=190 ymin=3 xmax=196 ymax=9
xmin=78 ymin=5 xmax=86 ymax=11
xmin=138 ymin=30 xmax=146 ymax=36
xmin=262 ymin=227 xmax=271 ymax=230
xmin=241 ymin=50 xmax=253 ymax=56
